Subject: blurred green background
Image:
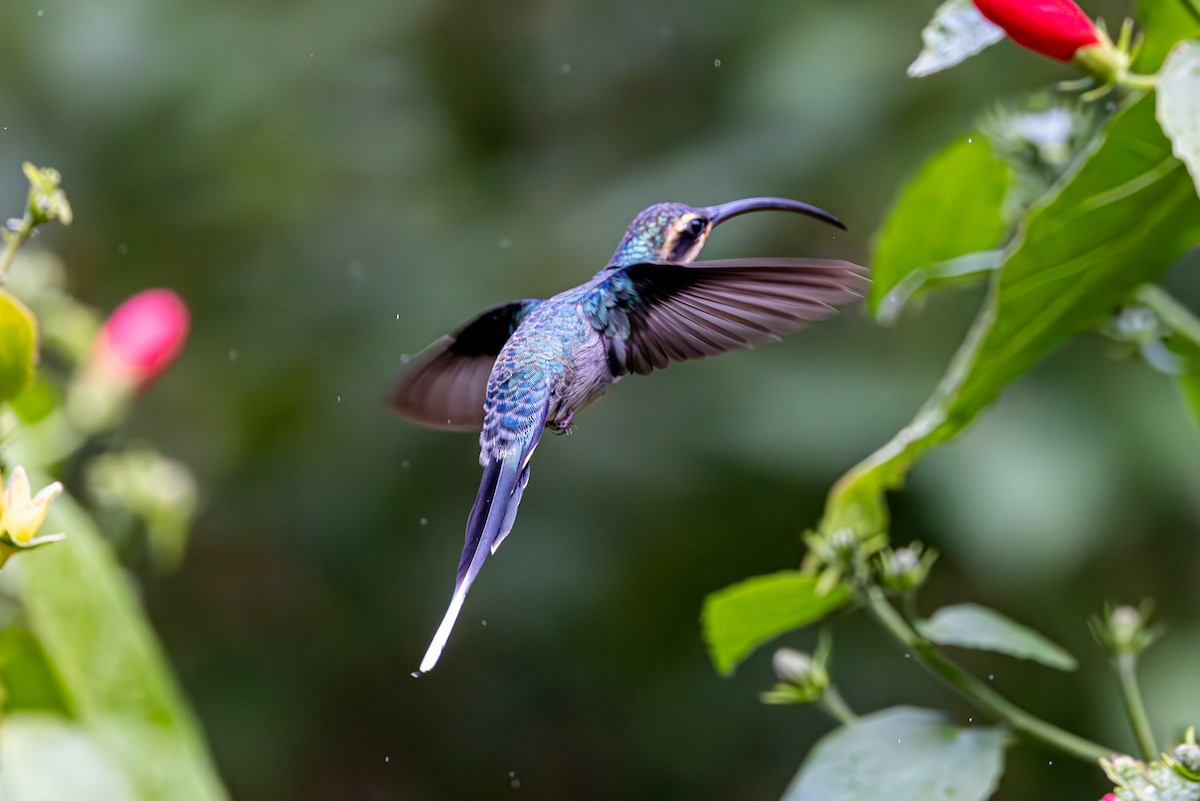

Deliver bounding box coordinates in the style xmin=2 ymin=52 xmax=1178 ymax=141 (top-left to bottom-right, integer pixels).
xmin=2 ymin=0 xmax=1199 ymax=798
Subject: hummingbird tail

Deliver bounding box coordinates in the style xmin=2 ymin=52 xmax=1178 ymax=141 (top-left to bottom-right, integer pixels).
xmin=419 ymin=450 xmax=532 ymax=673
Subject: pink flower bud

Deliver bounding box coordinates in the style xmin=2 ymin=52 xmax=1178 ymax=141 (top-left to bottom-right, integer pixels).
xmin=972 ymin=0 xmax=1101 ymax=62
xmin=93 ymin=289 xmax=190 ymax=386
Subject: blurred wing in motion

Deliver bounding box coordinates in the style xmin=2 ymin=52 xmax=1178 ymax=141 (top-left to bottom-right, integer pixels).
xmin=387 ymin=299 xmax=541 ymax=431
xmin=594 ymin=258 xmax=868 ymax=375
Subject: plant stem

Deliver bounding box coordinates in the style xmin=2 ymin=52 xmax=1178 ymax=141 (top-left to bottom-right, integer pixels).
xmin=1115 ymin=652 xmax=1158 ymax=760
xmin=0 ymin=215 xmax=33 ymax=284
xmin=863 ymin=586 xmax=1113 ymax=763
xmin=1136 ymin=284 xmax=1200 ymax=348
xmin=819 ymin=685 xmax=857 ymax=726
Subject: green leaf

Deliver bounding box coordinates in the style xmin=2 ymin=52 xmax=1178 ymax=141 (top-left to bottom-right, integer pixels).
xmin=16 ymin=490 xmax=229 ymax=801
xmin=1179 ymin=372 xmax=1200 ymax=430
xmin=701 ymin=572 xmax=851 ymax=676
xmin=824 ymin=93 xmax=1200 ymax=538
xmin=1158 ymin=40 xmax=1200 ymax=200
xmin=870 ymin=135 xmax=1009 ymax=317
xmin=908 ymin=0 xmax=1006 ymax=78
xmin=782 ymin=707 xmax=1009 ymax=801
xmin=0 ymin=628 xmax=73 ymax=714
xmin=0 ymin=288 xmax=37 ymax=402
xmin=0 ymin=714 xmax=139 ymax=801
xmin=917 ymin=603 xmax=1078 ymax=670
xmin=1135 ymin=0 xmax=1200 ymax=72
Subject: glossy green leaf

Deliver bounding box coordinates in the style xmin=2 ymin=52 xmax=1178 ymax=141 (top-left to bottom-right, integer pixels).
xmin=1158 ymin=40 xmax=1200 ymax=199
xmin=908 ymin=0 xmax=1006 ymax=78
xmin=1135 ymin=0 xmax=1200 ymax=72
xmin=917 ymin=603 xmax=1077 ymax=670
xmin=824 ymin=94 xmax=1200 ymax=538
xmin=0 ymin=714 xmax=137 ymax=801
xmin=16 ymin=491 xmax=229 ymax=801
xmin=701 ymin=572 xmax=851 ymax=676
xmin=783 ymin=707 xmax=1009 ymax=801
xmin=0 ymin=288 xmax=37 ymax=402
xmin=870 ymin=135 xmax=1009 ymax=317
xmin=0 ymin=628 xmax=73 ymax=714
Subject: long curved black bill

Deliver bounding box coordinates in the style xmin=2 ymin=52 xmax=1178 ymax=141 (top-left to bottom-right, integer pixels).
xmin=703 ymin=197 xmax=846 ymax=231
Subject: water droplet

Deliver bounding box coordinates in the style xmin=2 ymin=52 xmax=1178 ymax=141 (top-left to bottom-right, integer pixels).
xmin=410 ymin=671 xmax=420 ymax=678
xmin=1048 ymin=760 xmax=1054 ymax=766
xmin=508 ymin=771 xmax=521 ymax=790
xmin=309 ymin=51 xmax=315 ymax=59
xmin=968 ymin=137 xmax=973 ymax=144
xmin=713 ymin=58 xmax=722 ymax=68
xmin=904 ymin=652 xmax=911 ymax=659
xmin=400 ymin=353 xmax=412 ymax=364
xmin=36 ymin=9 xmax=44 ymax=17
xmin=988 ymin=673 xmax=995 ymax=681
xmin=337 ymin=395 xmax=342 ymax=403
xmin=228 ymin=349 xmax=239 ymax=362
xmin=396 ymin=313 xmax=401 ymax=320
xmin=419 ymin=517 xmax=428 ymax=526
xmin=561 ymin=63 xmax=572 ymax=74
xmin=385 ymin=756 xmax=390 ymax=763
xmin=481 ymin=619 xmax=488 ymax=626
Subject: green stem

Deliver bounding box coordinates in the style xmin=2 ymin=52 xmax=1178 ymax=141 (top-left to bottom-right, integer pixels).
xmin=819 ymin=685 xmax=858 ymax=726
xmin=0 ymin=215 xmax=33 ymax=284
xmin=1135 ymin=284 xmax=1200 ymax=348
xmin=1115 ymin=652 xmax=1158 ymax=760
xmin=863 ymin=586 xmax=1113 ymax=763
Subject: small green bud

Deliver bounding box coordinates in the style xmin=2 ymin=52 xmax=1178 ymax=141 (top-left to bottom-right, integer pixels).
xmin=1166 ymin=727 xmax=1200 ymax=782
xmin=21 ymin=162 xmax=72 ymax=227
xmin=761 ymin=633 xmax=834 ymax=706
xmin=1090 ymin=601 xmax=1161 ymax=656
xmin=879 ymin=542 xmax=937 ymax=593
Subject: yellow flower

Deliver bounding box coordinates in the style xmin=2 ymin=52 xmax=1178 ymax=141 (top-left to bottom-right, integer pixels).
xmin=0 ymin=466 xmax=65 ymax=547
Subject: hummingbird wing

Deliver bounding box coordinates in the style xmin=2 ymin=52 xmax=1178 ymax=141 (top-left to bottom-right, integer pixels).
xmin=387 ymin=299 xmax=541 ymax=431
xmin=592 ymin=258 xmax=867 ymax=375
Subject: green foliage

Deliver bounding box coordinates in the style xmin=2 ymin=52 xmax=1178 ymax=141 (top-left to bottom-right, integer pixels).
xmin=824 ymin=93 xmax=1200 ymax=538
xmin=0 ymin=290 xmax=37 ymax=403
xmin=782 ymin=707 xmax=1009 ymax=801
xmin=0 ymin=714 xmax=137 ymax=801
xmin=869 ymin=135 xmax=1010 ymax=318
xmin=19 ymin=493 xmax=227 ymax=801
xmin=1136 ymin=0 xmax=1200 ymax=71
xmin=701 ymin=572 xmax=851 ymax=676
xmin=908 ymin=0 xmax=1005 ymax=78
xmin=916 ymin=603 xmax=1078 ymax=671
xmin=0 ymin=628 xmax=72 ymax=715
xmin=1181 ymin=372 xmax=1200 ymax=429
xmin=1158 ymin=41 xmax=1200 ymax=199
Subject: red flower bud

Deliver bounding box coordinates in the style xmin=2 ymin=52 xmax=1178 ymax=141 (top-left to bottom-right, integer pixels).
xmin=93 ymin=289 xmax=190 ymax=386
xmin=1101 ymin=794 xmax=1119 ymax=801
xmin=972 ymin=0 xmax=1100 ymax=61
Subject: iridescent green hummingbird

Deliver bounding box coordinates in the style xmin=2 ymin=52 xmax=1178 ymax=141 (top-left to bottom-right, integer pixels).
xmin=390 ymin=197 xmax=866 ymax=672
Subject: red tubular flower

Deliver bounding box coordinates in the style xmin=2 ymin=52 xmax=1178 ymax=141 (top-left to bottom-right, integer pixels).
xmin=93 ymin=289 xmax=190 ymax=387
xmin=972 ymin=0 xmax=1101 ymax=61
xmin=1101 ymin=795 xmax=1119 ymax=801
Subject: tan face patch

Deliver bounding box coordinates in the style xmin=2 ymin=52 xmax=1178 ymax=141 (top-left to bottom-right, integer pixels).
xmin=659 ymin=213 xmax=710 ymax=262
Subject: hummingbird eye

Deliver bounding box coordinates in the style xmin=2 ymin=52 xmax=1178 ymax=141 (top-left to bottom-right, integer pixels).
xmin=687 ymin=218 xmax=707 ymax=237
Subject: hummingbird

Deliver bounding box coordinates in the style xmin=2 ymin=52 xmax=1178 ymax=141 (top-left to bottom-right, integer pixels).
xmin=389 ymin=197 xmax=867 ymax=672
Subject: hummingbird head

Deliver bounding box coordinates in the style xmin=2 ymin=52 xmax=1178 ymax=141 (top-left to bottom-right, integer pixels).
xmin=607 ymin=197 xmax=846 ymax=268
